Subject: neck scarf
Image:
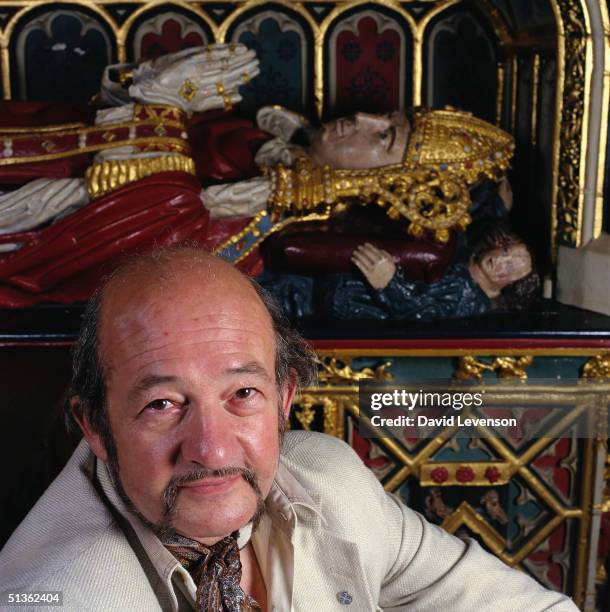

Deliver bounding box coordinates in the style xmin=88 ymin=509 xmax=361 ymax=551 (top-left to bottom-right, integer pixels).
xmin=164 ymin=531 xmax=261 ymax=611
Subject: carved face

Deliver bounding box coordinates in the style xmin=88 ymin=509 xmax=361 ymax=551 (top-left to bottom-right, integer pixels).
xmin=307 ymin=112 xmax=410 ymax=169
xmin=477 ymin=243 xmax=532 ymax=289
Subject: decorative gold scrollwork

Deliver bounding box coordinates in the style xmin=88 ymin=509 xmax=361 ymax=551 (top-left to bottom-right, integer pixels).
xmin=385 ymin=170 xmax=471 ymax=242
xmin=317 ymin=356 xmax=393 ymax=384
xmin=296 ymin=393 xmax=343 ymax=438
xmin=266 ymin=108 xmax=512 ymax=243
xmin=581 ymin=354 xmax=610 ymax=380
xmin=294 ymin=396 xmax=316 ymax=431
xmin=453 ymin=355 xmax=533 ymax=380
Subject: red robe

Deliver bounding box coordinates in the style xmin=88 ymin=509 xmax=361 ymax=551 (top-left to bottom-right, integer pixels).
xmin=0 ymin=105 xmax=271 ymax=307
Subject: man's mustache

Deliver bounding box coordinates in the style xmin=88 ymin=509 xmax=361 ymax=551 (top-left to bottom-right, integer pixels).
xmin=163 ymin=466 xmax=262 ymax=516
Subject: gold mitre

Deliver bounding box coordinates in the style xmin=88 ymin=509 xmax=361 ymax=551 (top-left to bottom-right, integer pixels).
xmin=266 ymin=107 xmax=515 ymax=242
xmin=405 ymin=107 xmax=514 ymax=180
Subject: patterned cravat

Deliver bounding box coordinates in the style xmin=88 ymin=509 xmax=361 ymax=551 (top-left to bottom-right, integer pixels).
xmin=164 ymin=531 xmax=261 ymax=611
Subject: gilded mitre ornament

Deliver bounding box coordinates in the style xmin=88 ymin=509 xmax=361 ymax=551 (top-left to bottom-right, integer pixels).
xmin=266 ymin=108 xmax=515 ymax=242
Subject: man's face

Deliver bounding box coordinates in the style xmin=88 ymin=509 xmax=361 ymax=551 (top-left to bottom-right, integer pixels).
xmin=307 ymin=111 xmax=410 ymax=169
xmin=95 ymin=270 xmax=290 ymax=544
xmin=478 ymin=243 xmax=532 ymax=288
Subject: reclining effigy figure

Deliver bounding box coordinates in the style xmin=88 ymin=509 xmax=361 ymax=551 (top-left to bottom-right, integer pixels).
xmin=0 ymin=45 xmax=520 ymax=314
xmin=259 ymin=224 xmax=539 ymax=321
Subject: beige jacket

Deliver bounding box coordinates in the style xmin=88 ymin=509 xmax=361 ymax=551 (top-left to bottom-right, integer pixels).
xmin=0 ymin=431 xmax=577 ymax=612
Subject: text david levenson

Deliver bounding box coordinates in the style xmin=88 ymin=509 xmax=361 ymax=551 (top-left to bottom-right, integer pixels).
xmin=369 ymin=414 xmax=518 ymax=428
xmin=368 ymin=389 xmax=517 ymax=428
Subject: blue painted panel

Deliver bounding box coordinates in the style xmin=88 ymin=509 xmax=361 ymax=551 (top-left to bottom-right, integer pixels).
xmin=21 ymin=13 xmax=111 ymax=102
xmin=236 ymin=17 xmax=305 ymax=114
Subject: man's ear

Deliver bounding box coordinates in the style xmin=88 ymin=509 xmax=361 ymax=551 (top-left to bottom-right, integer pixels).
xmin=280 ymin=371 xmax=298 ymax=422
xmin=70 ymin=397 xmax=108 ymax=462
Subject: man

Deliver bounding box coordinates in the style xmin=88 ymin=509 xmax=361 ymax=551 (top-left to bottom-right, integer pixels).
xmin=0 ymin=247 xmax=575 ymax=610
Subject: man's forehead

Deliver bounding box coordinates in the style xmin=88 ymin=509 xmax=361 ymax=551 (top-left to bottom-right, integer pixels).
xmin=98 ymin=257 xmax=275 ymax=357
xmin=105 ymin=285 xmax=269 ymax=331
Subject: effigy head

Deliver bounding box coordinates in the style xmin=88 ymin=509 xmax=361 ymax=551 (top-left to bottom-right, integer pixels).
xmin=470 ymin=226 xmax=540 ymax=309
xmin=307 ymin=111 xmax=410 ymax=169
xmin=268 ymin=107 xmax=515 ymax=242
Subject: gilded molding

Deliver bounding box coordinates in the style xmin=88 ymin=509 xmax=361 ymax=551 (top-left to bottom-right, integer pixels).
xmin=441 ymin=501 xmax=505 ymax=556
xmin=495 ymin=62 xmax=504 ymax=126
xmin=297 ymin=391 xmax=351 ymax=439
xmin=531 ymin=53 xmax=540 ymax=147
xmin=85 ymin=153 xmax=196 ymax=198
xmin=410 ymin=0 xmax=461 ymax=107
xmin=316 ymin=356 xmax=393 ymax=384
xmin=454 ymin=355 xmax=534 ymax=380
xmin=510 ymin=54 xmax=518 ymax=132
xmin=581 ymin=353 xmax=610 ymax=379
xmin=595 ymin=0 xmax=610 ymax=240
xmin=554 ymin=0 xmax=589 ymax=248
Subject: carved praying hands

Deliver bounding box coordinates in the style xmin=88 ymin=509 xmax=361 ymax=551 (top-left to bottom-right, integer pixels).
xmin=102 ymin=44 xmax=260 ymax=113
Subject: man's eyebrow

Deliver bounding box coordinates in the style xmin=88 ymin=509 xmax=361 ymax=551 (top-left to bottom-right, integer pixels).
xmin=127 ymin=375 xmax=179 ymax=402
xmin=224 ymin=362 xmax=272 ymax=382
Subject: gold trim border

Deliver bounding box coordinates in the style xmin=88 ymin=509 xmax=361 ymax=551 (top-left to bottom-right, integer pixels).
xmin=550 ymin=0 xmax=591 ymax=250
xmin=594 ymin=0 xmax=610 ymax=240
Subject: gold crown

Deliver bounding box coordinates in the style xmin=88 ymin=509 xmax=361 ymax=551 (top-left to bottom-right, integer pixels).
xmin=266 ymin=108 xmax=514 ymax=242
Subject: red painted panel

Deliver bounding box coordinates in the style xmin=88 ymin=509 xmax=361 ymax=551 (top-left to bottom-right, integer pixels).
xmin=140 ymin=19 xmax=205 ymax=60
xmin=334 ymin=16 xmax=401 ymax=115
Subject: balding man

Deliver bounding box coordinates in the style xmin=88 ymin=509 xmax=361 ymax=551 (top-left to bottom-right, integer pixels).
xmin=0 ymin=248 xmax=577 ymax=611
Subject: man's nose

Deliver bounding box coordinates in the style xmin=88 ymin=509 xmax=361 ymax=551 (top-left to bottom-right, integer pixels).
xmin=179 ymin=404 xmax=240 ymax=469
